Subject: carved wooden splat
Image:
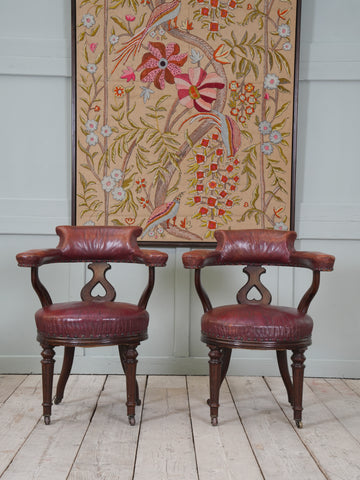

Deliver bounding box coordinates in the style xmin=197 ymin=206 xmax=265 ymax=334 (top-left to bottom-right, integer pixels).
xmin=80 ymin=262 xmax=116 ymax=302
xmin=236 ymin=265 xmax=272 ymax=305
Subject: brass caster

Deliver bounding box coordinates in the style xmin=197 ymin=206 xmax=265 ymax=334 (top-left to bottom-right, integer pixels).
xmin=44 ymin=415 xmax=51 ymax=425
xmin=128 ymin=415 xmax=136 ymax=426
xmin=211 ymin=416 xmax=218 ymax=427
xmin=296 ymin=420 xmax=303 ymax=429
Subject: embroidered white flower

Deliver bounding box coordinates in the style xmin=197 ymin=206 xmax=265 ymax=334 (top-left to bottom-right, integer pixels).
xmin=140 ymin=86 xmax=154 ymax=104
xmin=84 ymin=220 xmax=95 ymax=226
xmin=87 ymin=63 xmax=97 ymax=74
xmin=109 ymin=34 xmax=119 ymax=45
xmin=278 ymin=24 xmax=290 ymax=38
xmin=111 ymin=186 xmax=126 ymax=201
xmin=190 ymin=48 xmax=203 ymax=64
xmin=283 ymin=42 xmax=292 ymax=51
xmin=101 ymin=125 xmax=112 ymax=137
xmin=264 ymin=73 xmax=280 ymax=90
xmin=274 ymin=221 xmax=288 ymax=231
xmin=158 ymin=26 xmax=166 ymax=36
xmin=101 ymin=176 xmax=116 ymax=192
xmin=270 ymin=130 xmax=282 ymax=144
xmin=258 ymin=121 xmax=272 ymax=135
xmin=149 ymin=30 xmax=156 ymax=38
xmin=82 ymin=14 xmax=95 ymax=29
xmin=85 ymin=119 xmax=98 ymax=132
xmin=260 ymin=142 xmax=273 ymax=155
xmin=157 ymin=225 xmax=164 ymax=235
xmin=111 ymin=169 xmax=123 ymax=181
xmin=86 ymin=133 xmax=99 ymax=146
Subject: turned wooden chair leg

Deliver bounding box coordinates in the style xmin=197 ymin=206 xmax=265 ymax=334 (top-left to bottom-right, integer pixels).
xmin=207 ymin=345 xmax=223 ymax=426
xmin=54 ymin=346 xmax=75 ymax=405
xmin=40 ymin=345 xmax=55 ymax=425
xmin=291 ymin=349 xmax=306 ymax=428
xmin=220 ymin=347 xmax=232 ymax=387
xmin=118 ymin=345 xmax=141 ymax=406
xmin=124 ymin=345 xmax=139 ymax=426
xmin=276 ymin=350 xmax=294 ymax=405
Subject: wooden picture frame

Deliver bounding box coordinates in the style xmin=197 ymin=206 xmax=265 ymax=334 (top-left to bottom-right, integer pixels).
xmin=72 ymin=0 xmax=301 ymax=246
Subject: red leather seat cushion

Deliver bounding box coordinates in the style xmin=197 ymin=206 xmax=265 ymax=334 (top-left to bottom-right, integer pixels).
xmin=35 ymin=301 xmax=149 ymax=339
xmin=201 ymin=304 xmax=313 ymax=344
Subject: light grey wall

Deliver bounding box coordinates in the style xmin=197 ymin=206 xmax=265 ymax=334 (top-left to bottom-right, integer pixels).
xmin=1 ymin=0 xmax=359 ymax=377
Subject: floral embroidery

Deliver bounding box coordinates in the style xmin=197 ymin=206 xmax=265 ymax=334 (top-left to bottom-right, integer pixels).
xmin=264 ymin=73 xmax=280 ymax=90
xmin=101 ymin=125 xmax=112 ymax=137
xmin=109 ymin=34 xmax=119 ymax=45
xmin=111 ymin=186 xmax=126 ymax=201
xmin=101 ymin=176 xmax=115 ymax=192
xmin=114 ymin=86 xmax=125 ymax=97
xmin=278 ymin=24 xmax=290 ymax=38
xmin=174 ymin=67 xmax=225 ymax=112
xmin=137 ymin=42 xmax=188 ymax=90
xmin=86 ymin=64 xmax=97 ymax=74
xmin=85 ymin=120 xmax=98 ymax=132
xmin=82 ymin=14 xmax=95 ymax=29
xmin=86 ymin=133 xmax=99 ymax=146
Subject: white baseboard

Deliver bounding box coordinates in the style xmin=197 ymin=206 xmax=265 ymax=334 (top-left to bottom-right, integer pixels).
xmin=1 ymin=355 xmax=359 ymax=379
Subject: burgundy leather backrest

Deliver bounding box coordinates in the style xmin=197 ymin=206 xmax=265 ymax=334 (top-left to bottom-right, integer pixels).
xmin=56 ymin=225 xmax=143 ymax=262
xmin=214 ymin=229 xmax=297 ymax=265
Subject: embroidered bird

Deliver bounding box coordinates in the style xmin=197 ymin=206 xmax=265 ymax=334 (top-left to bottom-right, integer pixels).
xmin=182 ymin=110 xmax=242 ymax=158
xmin=141 ymin=194 xmax=182 ymax=239
xmin=112 ymin=0 xmax=181 ymax=73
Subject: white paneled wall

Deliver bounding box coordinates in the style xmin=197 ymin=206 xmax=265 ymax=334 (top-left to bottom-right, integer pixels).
xmin=1 ymin=0 xmax=359 ymax=377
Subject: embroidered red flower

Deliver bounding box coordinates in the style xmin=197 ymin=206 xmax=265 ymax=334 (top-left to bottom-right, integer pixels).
xmin=137 ymin=42 xmax=188 ymax=90
xmin=208 ymin=220 xmax=217 ymax=230
xmin=175 ymin=67 xmax=225 ymax=112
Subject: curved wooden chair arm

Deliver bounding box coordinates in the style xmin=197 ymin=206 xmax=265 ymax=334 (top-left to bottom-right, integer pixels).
xmin=138 ymin=266 xmax=155 ymax=309
xmin=31 ymin=267 xmax=53 ymax=307
xmin=289 ymin=251 xmax=335 ymax=271
xmin=297 ymin=270 xmax=321 ymax=314
xmin=182 ymin=250 xmax=221 ymax=269
xmin=17 ymin=249 xmax=63 ymax=267
xmin=194 ymin=269 xmax=213 ymax=312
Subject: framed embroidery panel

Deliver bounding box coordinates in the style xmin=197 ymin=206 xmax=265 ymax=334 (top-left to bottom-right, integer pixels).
xmin=72 ymin=0 xmax=301 ymax=245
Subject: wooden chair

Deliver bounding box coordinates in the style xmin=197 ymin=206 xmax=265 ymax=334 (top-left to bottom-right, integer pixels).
xmin=16 ymin=225 xmax=167 ymax=426
xmin=182 ymin=229 xmax=335 ymax=428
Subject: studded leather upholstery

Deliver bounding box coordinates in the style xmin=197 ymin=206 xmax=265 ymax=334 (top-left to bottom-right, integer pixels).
xmin=201 ymin=304 xmax=313 ymax=345
xmin=35 ymin=301 xmax=149 ymax=340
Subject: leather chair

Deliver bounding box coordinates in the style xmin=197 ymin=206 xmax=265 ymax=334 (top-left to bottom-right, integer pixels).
xmin=16 ymin=225 xmax=167 ymax=425
xmin=182 ymin=229 xmax=334 ymax=428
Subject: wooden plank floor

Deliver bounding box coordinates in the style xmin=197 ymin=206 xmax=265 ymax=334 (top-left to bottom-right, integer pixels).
xmin=0 ymin=375 xmax=360 ymax=479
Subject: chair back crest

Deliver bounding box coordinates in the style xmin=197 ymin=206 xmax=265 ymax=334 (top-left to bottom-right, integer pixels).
xmin=56 ymin=225 xmax=143 ymax=262
xmin=214 ymin=229 xmax=297 ymax=265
